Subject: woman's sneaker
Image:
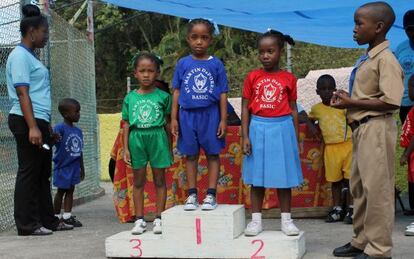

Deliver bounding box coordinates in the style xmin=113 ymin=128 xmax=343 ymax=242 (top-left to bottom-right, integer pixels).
xmin=405 ymin=222 xmax=414 ymax=236
xmin=131 ymin=219 xmax=147 ymax=235
xmin=31 ymin=227 xmax=53 ymax=236
xmin=201 ymin=194 xmax=217 ymax=210
xmin=153 ymin=218 xmax=162 ymax=234
xmin=281 ymin=219 xmax=300 ymax=236
xmin=244 ymin=221 xmax=263 ymax=236
xmin=63 ymin=216 xmax=83 ymax=227
xmin=184 ymin=194 xmax=199 ymax=211
xmin=325 ymin=208 xmax=344 ymax=223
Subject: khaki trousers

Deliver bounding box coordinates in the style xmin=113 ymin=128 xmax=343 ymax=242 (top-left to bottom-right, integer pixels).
xmin=350 ymin=116 xmax=396 ymax=258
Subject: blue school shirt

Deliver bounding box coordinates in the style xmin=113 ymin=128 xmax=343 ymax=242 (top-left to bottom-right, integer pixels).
xmin=6 ymin=43 xmax=51 ymax=122
xmin=172 ymin=55 xmax=229 ymax=109
xmin=53 ymin=123 xmax=83 ymax=171
xmin=395 ymin=40 xmax=414 ymax=106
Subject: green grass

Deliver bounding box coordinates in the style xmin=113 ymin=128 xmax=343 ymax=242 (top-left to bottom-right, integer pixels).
xmin=98 ymin=113 xmax=408 ymax=192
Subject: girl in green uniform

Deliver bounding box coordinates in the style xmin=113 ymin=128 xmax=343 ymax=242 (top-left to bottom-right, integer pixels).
xmin=122 ymin=53 xmax=172 ymax=235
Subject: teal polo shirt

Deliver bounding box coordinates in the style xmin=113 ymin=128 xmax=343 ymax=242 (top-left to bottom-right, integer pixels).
xmin=6 ymin=43 xmax=51 ymax=122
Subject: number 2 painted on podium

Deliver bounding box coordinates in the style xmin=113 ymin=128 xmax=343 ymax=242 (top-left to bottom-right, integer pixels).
xmin=130 ymin=239 xmax=142 ymax=257
xmin=251 ymin=239 xmax=265 ymax=259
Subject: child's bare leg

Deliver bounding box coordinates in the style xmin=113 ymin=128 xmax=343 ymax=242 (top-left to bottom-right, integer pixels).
xmin=152 ymin=168 xmax=166 ymax=217
xmin=277 ymin=188 xmax=292 ymax=213
xmin=331 ymin=181 xmax=343 ymax=207
xmin=250 ymin=186 xmax=265 ymax=213
xmin=206 ymin=154 xmax=220 ymax=189
xmin=185 ymin=155 xmax=199 ymax=190
xmin=53 ymin=188 xmax=66 ymax=215
xmin=133 ymin=168 xmax=147 ymax=217
xmin=343 ymin=179 xmax=353 ymax=206
xmin=63 ymin=187 xmax=75 ymax=213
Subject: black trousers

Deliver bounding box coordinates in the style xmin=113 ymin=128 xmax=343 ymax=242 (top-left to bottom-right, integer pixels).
xmin=8 ymin=114 xmax=59 ymax=235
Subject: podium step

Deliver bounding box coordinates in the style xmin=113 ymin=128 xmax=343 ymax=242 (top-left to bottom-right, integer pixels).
xmin=162 ymin=205 xmax=245 ymax=241
xmin=105 ymin=230 xmax=305 ymax=258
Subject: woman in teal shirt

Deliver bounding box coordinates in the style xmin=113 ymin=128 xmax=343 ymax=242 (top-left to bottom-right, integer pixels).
xmin=6 ymin=4 xmax=72 ymax=235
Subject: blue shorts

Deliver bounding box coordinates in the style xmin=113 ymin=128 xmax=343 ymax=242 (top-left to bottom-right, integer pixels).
xmin=178 ymin=105 xmax=225 ymax=156
xmin=53 ymin=166 xmax=80 ymax=189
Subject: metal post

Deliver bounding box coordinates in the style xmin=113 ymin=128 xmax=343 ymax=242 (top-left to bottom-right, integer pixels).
xmin=86 ymin=0 xmax=94 ymax=42
xmin=287 ymin=43 xmax=292 ymax=72
xmin=127 ymin=77 xmax=131 ymax=93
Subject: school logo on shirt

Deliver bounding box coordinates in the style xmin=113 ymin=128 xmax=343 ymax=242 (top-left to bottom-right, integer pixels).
xmin=183 ymin=68 xmax=215 ymax=100
xmin=64 ymin=133 xmax=82 ymax=157
xmin=132 ymin=99 xmax=161 ymax=127
xmin=255 ymin=78 xmax=284 ymax=108
xmin=400 ymin=55 xmax=414 ymax=74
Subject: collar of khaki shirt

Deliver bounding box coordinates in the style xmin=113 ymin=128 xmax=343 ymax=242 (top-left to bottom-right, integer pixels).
xmin=367 ymin=40 xmax=389 ymax=59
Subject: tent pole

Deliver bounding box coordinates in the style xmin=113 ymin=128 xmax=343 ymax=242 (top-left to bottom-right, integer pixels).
xmin=287 ymin=43 xmax=292 ymax=72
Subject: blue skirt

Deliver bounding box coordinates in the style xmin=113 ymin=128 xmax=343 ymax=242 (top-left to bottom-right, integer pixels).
xmin=242 ymin=115 xmax=304 ymax=188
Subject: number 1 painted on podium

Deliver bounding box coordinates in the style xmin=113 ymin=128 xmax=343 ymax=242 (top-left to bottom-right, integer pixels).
xmin=195 ymin=217 xmax=202 ymax=245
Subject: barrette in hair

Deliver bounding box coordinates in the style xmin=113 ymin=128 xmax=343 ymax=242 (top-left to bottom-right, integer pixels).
xmin=189 ymin=18 xmax=220 ymax=35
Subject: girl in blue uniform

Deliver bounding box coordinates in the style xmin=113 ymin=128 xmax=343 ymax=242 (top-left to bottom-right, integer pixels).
xmin=171 ymin=18 xmax=229 ymax=210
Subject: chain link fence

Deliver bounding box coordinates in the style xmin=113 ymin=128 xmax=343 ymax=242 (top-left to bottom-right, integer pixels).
xmin=0 ymin=1 xmax=101 ymax=232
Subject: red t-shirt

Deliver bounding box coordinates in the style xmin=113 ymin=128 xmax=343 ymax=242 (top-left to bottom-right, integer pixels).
xmin=401 ymin=107 xmax=414 ymax=147
xmin=242 ymin=69 xmax=297 ymax=117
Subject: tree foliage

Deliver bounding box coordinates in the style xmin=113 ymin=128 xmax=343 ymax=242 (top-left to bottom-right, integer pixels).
xmin=53 ymin=2 xmax=364 ymax=113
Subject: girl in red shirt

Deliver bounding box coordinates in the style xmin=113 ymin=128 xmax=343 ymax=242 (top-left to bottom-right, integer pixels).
xmin=242 ymin=30 xmax=303 ymax=236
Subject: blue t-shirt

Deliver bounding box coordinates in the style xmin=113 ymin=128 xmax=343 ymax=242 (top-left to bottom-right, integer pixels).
xmin=172 ymin=55 xmax=229 ymax=109
xmin=53 ymin=123 xmax=83 ymax=171
xmin=6 ymin=44 xmax=51 ymax=122
xmin=395 ymin=40 xmax=414 ymax=106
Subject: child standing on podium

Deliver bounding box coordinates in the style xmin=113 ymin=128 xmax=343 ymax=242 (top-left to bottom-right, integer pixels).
xmin=171 ymin=18 xmax=229 ymax=211
xmin=241 ymin=30 xmax=303 ymax=236
xmin=122 ymin=53 xmax=173 ymax=235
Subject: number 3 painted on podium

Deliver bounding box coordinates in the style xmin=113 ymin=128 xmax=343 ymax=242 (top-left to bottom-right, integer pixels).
xmin=251 ymin=239 xmax=265 ymax=259
xmin=130 ymin=239 xmax=142 ymax=257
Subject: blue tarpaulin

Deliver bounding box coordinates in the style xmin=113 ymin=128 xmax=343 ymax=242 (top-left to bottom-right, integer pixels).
xmin=102 ymin=0 xmax=411 ymax=49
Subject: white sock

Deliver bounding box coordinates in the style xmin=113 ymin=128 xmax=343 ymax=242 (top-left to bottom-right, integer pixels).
xmin=252 ymin=213 xmax=262 ymax=222
xmin=55 ymin=214 xmax=62 ymax=219
xmin=281 ymin=212 xmax=292 ymax=222
xmin=333 ymin=206 xmax=342 ymax=211
xmin=63 ymin=212 xmax=72 ymax=220
xmin=348 ymin=205 xmax=354 ymax=209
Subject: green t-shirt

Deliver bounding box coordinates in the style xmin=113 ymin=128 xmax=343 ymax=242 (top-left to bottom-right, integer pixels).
xmin=122 ymin=88 xmax=171 ymax=129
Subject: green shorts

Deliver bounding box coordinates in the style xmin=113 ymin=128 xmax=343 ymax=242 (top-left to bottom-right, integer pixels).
xmin=128 ymin=127 xmax=173 ymax=169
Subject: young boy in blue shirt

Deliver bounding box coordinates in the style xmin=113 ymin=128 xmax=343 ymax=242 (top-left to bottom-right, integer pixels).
xmin=53 ymin=98 xmax=85 ymax=227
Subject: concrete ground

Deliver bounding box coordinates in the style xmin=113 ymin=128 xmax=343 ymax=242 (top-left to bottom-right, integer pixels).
xmin=0 ymin=182 xmax=413 ymax=259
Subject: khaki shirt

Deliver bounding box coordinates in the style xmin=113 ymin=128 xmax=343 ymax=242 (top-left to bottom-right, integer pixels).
xmin=347 ymin=41 xmax=404 ymax=122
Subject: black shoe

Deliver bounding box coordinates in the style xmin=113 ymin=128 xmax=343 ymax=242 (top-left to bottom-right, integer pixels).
xmin=333 ymin=242 xmax=363 ymax=257
xmin=326 ymin=208 xmax=345 ymax=223
xmin=344 ymin=208 xmax=353 ymax=224
xmin=353 ymin=253 xmax=391 ymax=259
xmin=63 ymin=216 xmax=83 ymax=227
xmin=55 ymin=220 xmax=74 ymax=231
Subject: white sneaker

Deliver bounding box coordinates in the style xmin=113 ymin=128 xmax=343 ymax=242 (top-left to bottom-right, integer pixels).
xmin=153 ymin=218 xmax=162 ymax=234
xmin=184 ymin=194 xmax=199 ymax=211
xmin=131 ymin=219 xmax=147 ymax=235
xmin=201 ymin=194 xmax=217 ymax=210
xmin=405 ymin=223 xmax=414 ymax=236
xmin=281 ymin=219 xmax=300 ymax=236
xmin=244 ymin=221 xmax=263 ymax=236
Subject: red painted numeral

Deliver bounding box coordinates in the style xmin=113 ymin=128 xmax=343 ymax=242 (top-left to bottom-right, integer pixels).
xmin=130 ymin=239 xmax=143 ymax=258
xmin=195 ymin=218 xmax=202 ymax=245
xmin=251 ymin=239 xmax=265 ymax=259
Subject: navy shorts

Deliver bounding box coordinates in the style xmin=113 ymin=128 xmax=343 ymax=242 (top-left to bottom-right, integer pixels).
xmin=178 ymin=105 xmax=225 ymax=156
xmin=53 ymin=166 xmax=80 ymax=189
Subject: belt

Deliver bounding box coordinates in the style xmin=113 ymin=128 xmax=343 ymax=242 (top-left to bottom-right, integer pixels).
xmin=348 ymin=113 xmax=393 ymax=131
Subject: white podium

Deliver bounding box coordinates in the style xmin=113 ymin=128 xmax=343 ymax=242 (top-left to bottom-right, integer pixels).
xmin=105 ymin=205 xmax=306 ymax=258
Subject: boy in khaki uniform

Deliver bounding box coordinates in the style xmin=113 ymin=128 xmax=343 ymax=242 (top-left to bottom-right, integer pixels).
xmin=331 ymin=2 xmax=404 ymax=259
